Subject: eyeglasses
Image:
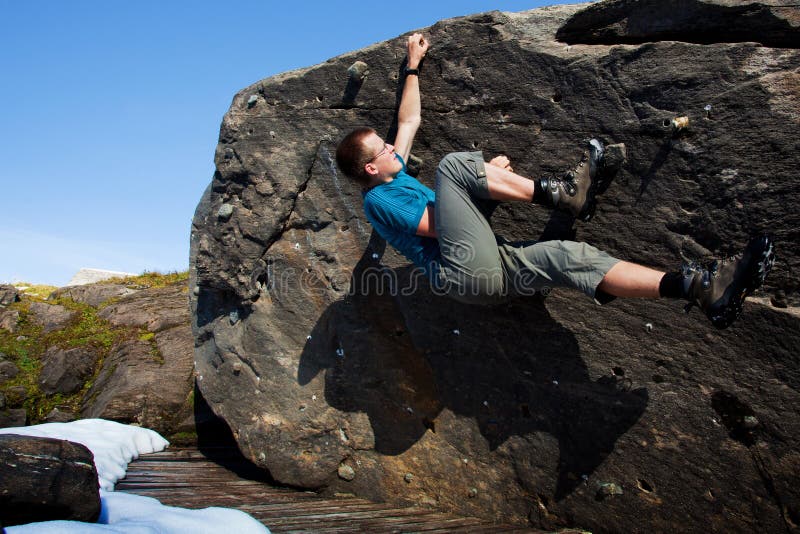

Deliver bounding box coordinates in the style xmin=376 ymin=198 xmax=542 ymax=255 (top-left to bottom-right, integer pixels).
xmin=368 ymin=142 xmax=391 ymax=163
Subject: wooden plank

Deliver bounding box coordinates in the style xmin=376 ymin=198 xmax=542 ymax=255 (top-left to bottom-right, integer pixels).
xmin=117 ymin=448 xmax=537 ymax=533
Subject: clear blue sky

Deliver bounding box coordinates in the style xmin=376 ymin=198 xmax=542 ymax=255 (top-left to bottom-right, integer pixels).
xmin=0 ymin=1 xmax=560 ymax=286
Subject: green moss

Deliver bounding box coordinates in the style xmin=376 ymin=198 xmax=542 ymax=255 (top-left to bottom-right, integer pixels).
xmin=0 ymin=293 xmax=135 ymax=424
xmin=101 ymin=270 xmax=189 ymax=289
xmin=167 ymin=430 xmax=198 ymax=446
xmin=139 ymin=332 xmax=155 ymax=342
xmin=12 ymin=284 xmax=59 ymax=300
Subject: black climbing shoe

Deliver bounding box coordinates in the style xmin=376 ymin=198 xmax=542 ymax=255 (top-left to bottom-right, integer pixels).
xmin=539 ymin=139 xmax=604 ymax=221
xmin=683 ymin=234 xmax=776 ymax=329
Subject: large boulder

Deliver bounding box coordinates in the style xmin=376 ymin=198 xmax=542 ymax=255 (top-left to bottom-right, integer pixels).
xmin=190 ymin=0 xmax=800 ymax=531
xmin=0 ymin=434 xmax=100 ymax=526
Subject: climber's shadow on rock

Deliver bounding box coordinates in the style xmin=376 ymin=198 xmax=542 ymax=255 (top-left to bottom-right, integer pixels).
xmin=298 ymin=230 xmax=649 ymax=500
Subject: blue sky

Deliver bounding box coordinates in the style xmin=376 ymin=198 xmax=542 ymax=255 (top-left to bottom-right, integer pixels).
xmin=0 ymin=1 xmax=559 ymax=286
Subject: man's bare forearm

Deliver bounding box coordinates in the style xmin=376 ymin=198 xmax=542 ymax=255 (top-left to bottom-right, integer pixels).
xmin=398 ymin=72 xmax=421 ymax=128
xmin=393 ymin=33 xmax=429 ymax=162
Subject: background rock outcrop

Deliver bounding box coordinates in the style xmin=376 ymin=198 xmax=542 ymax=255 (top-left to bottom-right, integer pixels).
xmin=190 ymin=0 xmax=800 ymax=531
xmin=0 ymin=275 xmax=196 ymax=442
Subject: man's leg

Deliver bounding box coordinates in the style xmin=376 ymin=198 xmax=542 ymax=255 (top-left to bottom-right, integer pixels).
xmin=435 ymin=152 xmax=506 ymax=304
xmin=483 ymin=139 xmax=607 ymax=221
xmin=597 ymin=261 xmax=663 ymax=298
xmin=484 ymin=162 xmax=535 ymax=202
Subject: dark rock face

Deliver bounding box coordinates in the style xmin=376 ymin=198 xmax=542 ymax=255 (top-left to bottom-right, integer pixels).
xmin=557 ymin=0 xmax=800 ymax=48
xmin=80 ymin=283 xmax=195 ymax=434
xmin=51 ymin=284 xmax=136 ymax=308
xmin=39 ymin=346 xmax=99 ymax=395
xmin=81 ymin=331 xmax=194 ymax=435
xmin=0 ymin=285 xmax=20 ymax=306
xmin=28 ymin=302 xmax=77 ymax=334
xmin=190 ymin=1 xmax=800 ymax=530
xmin=0 ymin=434 xmax=100 ymax=526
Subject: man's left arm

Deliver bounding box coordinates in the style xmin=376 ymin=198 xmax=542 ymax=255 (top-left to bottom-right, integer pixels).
xmin=393 ymin=33 xmax=428 ymax=163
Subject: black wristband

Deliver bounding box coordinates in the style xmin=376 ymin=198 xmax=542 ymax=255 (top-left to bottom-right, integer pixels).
xmin=404 ymin=67 xmax=420 ymax=76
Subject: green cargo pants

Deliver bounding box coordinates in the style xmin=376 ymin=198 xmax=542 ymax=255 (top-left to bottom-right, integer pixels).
xmin=432 ymin=151 xmax=620 ymax=305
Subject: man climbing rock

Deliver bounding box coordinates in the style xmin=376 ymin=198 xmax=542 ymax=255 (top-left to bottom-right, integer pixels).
xmin=335 ymin=33 xmax=775 ymax=329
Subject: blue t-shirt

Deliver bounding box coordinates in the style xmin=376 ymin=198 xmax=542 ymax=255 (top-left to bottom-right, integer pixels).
xmin=362 ymin=155 xmax=440 ymax=278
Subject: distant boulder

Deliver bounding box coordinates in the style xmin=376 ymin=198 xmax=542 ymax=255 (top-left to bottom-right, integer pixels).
xmin=0 ymin=308 xmax=20 ymax=333
xmin=67 ymin=268 xmax=136 ymax=286
xmin=51 ymin=284 xmax=137 ymax=307
xmin=28 ymin=302 xmax=77 ymax=334
xmin=0 ymin=284 xmax=20 ymax=306
xmin=39 ymin=346 xmax=99 ymax=395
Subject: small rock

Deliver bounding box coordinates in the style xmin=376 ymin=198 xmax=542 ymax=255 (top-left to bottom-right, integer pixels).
xmin=468 ymin=487 xmax=478 ymax=498
xmin=45 ymin=407 xmax=76 ymax=423
xmin=0 ymin=309 xmax=20 ymax=333
xmin=4 ymin=386 xmax=27 ymax=408
xmin=770 ymin=290 xmax=788 ymax=308
xmin=232 ymin=362 xmax=242 ymax=375
xmin=597 ymin=482 xmax=623 ymax=499
xmin=0 ymin=284 xmax=20 ymax=306
xmin=742 ymin=415 xmax=759 ymax=429
xmin=229 ymin=309 xmax=239 ymax=324
xmin=645 ymin=322 xmax=653 ymax=332
xmin=453 ymin=329 xmax=460 ymax=335
xmin=217 ymin=203 xmax=234 ymax=221
xmin=247 ymin=94 xmax=258 ymax=108
xmin=404 ymin=473 xmax=414 ymax=483
xmin=338 ymin=464 xmax=356 ymax=481
xmin=29 ymin=302 xmax=78 ymax=334
xmin=0 ymin=360 xmax=20 ymax=386
xmin=347 ymin=61 xmax=369 ymax=80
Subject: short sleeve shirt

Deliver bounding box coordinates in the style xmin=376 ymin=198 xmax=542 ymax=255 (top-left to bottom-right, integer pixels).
xmin=362 ymin=155 xmax=440 ymax=278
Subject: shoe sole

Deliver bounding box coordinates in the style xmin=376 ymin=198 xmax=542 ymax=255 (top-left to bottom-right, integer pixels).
xmin=708 ymin=234 xmax=776 ymax=329
xmin=578 ymin=139 xmax=604 ymax=222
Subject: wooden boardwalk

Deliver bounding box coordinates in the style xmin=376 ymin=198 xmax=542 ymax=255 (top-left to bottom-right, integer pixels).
xmin=116 ymin=447 xmax=542 ymax=533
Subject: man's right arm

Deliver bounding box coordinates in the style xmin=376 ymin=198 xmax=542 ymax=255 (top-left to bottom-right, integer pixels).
xmin=393 ymin=33 xmax=428 ymax=163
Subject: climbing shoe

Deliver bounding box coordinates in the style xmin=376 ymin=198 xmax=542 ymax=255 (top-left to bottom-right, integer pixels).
xmin=682 ymin=234 xmax=776 ymax=329
xmin=538 ymin=138 xmax=604 ymax=221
